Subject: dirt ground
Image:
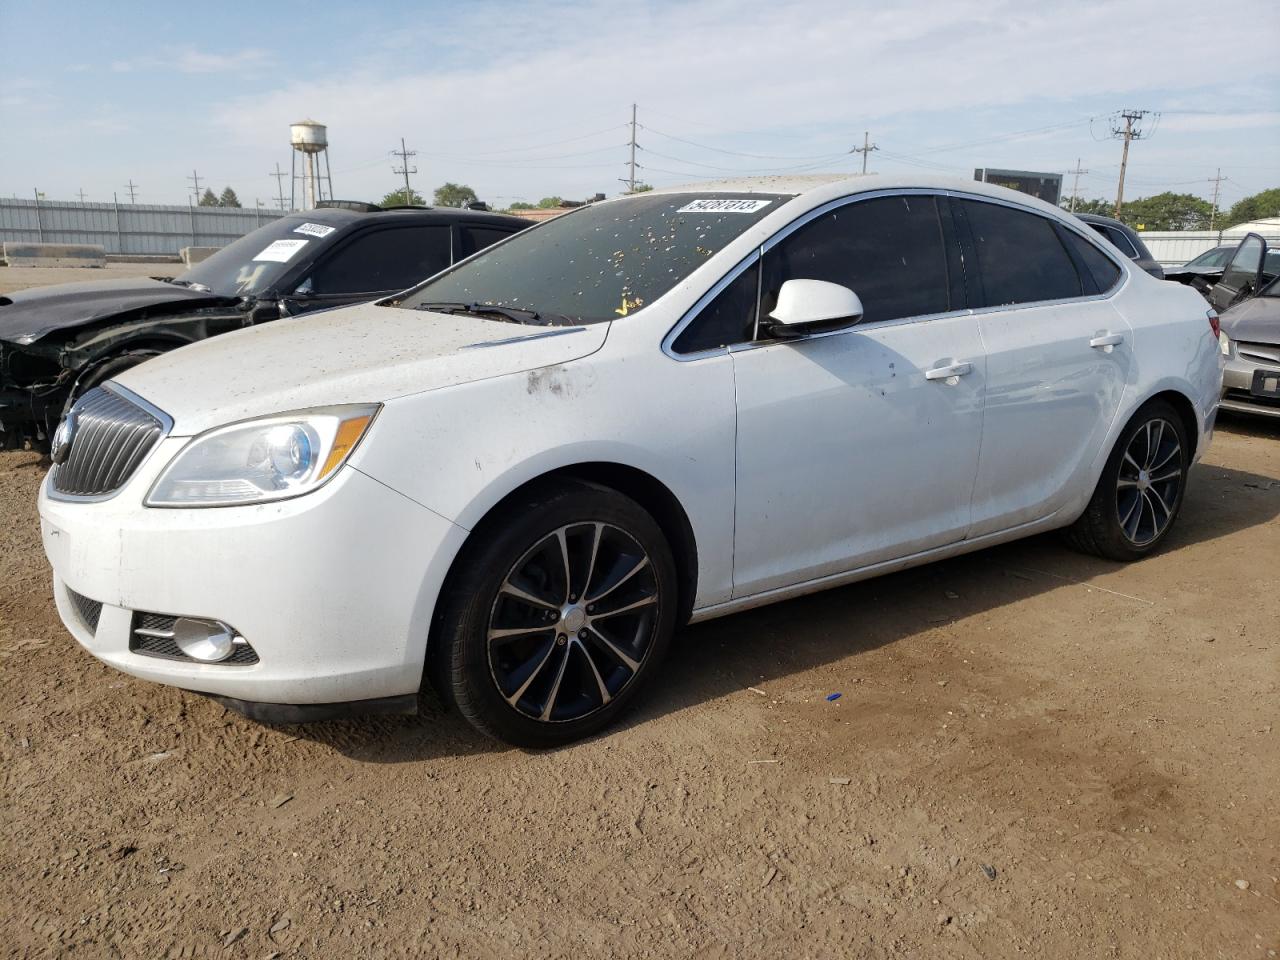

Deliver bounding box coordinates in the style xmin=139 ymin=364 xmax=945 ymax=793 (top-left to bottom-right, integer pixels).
xmin=1 ymin=266 xmax=1277 ymax=958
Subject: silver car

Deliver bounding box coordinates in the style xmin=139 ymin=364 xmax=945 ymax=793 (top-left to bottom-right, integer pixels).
xmin=1220 ymin=275 xmax=1280 ymax=419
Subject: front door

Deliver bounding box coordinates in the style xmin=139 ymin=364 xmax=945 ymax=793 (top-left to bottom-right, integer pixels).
xmin=1209 ymin=233 xmax=1268 ymax=313
xmin=730 ymin=193 xmax=985 ymax=598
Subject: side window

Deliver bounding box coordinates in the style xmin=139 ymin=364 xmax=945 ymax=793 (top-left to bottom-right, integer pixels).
xmin=760 ymin=195 xmax=951 ymax=327
xmin=959 ymin=200 xmax=1082 ymax=306
xmin=1060 ymin=229 xmax=1122 ymax=293
xmin=1104 ymin=226 xmax=1139 ymax=259
xmin=672 ymin=261 xmax=758 ymax=354
xmin=305 ymin=226 xmax=450 ymax=295
xmin=459 ymin=225 xmax=519 ymax=259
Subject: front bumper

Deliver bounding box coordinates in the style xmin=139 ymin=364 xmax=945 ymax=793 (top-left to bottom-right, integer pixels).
xmin=39 ymin=438 xmax=468 ymax=706
xmin=1221 ymin=350 xmax=1280 ymax=419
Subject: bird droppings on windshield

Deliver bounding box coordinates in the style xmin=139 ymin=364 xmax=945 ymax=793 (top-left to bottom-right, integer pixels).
xmin=398 ymin=193 xmax=792 ymax=325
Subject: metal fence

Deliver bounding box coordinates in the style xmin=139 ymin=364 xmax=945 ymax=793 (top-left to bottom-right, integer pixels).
xmin=0 ymin=197 xmax=286 ymax=257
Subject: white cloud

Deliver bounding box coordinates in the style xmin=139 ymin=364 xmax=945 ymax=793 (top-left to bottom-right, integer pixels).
xmin=1157 ymin=112 xmax=1280 ymax=134
xmin=206 ymin=0 xmax=1277 ymax=199
xmin=108 ymin=47 xmax=268 ymax=75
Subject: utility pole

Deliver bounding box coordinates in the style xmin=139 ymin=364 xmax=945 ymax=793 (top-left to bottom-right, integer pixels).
xmin=124 ymin=179 xmax=139 ymax=203
xmin=187 ymin=169 xmax=203 ymax=204
xmin=852 ymin=131 xmax=879 ymax=175
xmin=1067 ymin=158 xmax=1088 ymax=212
xmin=1110 ymin=109 xmax=1152 ymax=219
xmin=270 ymin=162 xmax=288 ymax=211
xmin=626 ymin=103 xmax=638 ymax=193
xmin=1208 ymin=168 xmax=1226 ymax=231
xmin=76 ymin=188 xmax=88 ymax=203
xmin=392 ymin=138 xmax=418 ymax=204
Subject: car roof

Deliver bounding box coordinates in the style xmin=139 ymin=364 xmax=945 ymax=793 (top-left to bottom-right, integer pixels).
xmin=643 ymin=172 xmax=1080 ymax=223
xmin=281 ymin=205 xmax=528 ymax=229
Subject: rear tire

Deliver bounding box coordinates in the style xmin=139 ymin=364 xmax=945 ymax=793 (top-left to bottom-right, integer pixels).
xmin=431 ymin=480 xmax=678 ymax=748
xmin=1065 ymin=399 xmax=1189 ymax=561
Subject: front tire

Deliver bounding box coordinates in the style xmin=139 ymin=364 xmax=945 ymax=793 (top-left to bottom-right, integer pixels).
xmin=1065 ymin=399 xmax=1189 ymax=561
xmin=432 ymin=480 xmax=678 ymax=747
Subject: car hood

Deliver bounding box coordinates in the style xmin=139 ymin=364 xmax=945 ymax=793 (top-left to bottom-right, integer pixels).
xmin=114 ymin=302 xmax=609 ymax=435
xmin=0 ymin=277 xmax=236 ymax=345
xmin=1221 ymin=295 xmax=1280 ymax=345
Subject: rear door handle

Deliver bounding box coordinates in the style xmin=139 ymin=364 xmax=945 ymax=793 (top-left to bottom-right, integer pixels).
xmin=924 ymin=361 xmax=973 ymax=381
xmin=1090 ymin=333 xmax=1125 ymax=348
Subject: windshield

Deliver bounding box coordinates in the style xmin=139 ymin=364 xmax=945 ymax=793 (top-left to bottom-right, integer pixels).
xmin=177 ymin=216 xmax=342 ymax=297
xmin=1185 ymin=246 xmax=1233 ymax=269
xmin=397 ymin=192 xmax=790 ymax=324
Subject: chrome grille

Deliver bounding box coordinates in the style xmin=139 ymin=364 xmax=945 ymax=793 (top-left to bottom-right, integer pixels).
xmin=1237 ymin=342 xmax=1280 ymax=366
xmin=67 ymin=587 xmax=103 ymax=633
xmin=50 ymin=386 xmax=166 ymax=498
xmin=129 ymin=612 xmax=260 ymax=665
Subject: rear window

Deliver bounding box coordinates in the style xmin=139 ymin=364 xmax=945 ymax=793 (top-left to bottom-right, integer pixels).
xmin=1060 ymin=229 xmax=1123 ymax=293
xmin=960 ymin=200 xmax=1082 ymax=307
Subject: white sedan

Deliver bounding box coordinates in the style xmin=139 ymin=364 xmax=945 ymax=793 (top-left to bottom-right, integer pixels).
xmin=38 ymin=174 xmax=1222 ymax=746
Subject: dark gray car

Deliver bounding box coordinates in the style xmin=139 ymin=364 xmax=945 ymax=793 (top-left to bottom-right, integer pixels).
xmin=1219 ymin=274 xmax=1280 ymax=419
xmin=1075 ymin=213 xmax=1164 ymax=279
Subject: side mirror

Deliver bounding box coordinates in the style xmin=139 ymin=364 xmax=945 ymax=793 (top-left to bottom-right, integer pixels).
xmin=764 ymin=279 xmax=864 ymax=339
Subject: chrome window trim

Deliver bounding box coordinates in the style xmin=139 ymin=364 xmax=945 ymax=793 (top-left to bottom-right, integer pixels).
xmin=45 ymin=381 xmax=174 ymax=504
xmin=661 ymin=250 xmax=761 ymax=361
xmin=661 ymin=186 xmax=1128 ymax=363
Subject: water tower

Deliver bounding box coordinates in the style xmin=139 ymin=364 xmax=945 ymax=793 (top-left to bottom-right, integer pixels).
xmin=289 ymin=119 xmax=334 ymax=210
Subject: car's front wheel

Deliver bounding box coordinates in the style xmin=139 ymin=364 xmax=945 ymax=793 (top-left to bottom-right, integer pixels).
xmin=433 ymin=480 xmax=678 ymax=747
xmin=1065 ymin=398 xmax=1190 ymax=561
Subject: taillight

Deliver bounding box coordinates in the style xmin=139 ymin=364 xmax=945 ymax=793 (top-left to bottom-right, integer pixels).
xmin=1206 ymin=309 xmax=1220 ymax=339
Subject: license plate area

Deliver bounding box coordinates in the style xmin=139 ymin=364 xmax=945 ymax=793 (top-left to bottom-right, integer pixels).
xmin=1251 ymin=369 xmax=1280 ymax=398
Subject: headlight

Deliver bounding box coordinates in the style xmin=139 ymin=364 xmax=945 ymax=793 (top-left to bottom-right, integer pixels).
xmin=146 ymin=405 xmax=379 ymax=507
xmin=1219 ymin=330 xmax=1232 ymax=357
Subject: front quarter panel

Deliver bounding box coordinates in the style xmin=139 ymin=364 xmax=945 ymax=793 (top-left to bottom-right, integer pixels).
xmin=349 ymin=340 xmax=738 ymax=609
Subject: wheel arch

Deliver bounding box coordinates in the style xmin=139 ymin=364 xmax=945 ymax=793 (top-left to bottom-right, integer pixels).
xmin=439 ymin=461 xmax=700 ymax=629
xmin=1146 ymin=388 xmax=1200 ymax=462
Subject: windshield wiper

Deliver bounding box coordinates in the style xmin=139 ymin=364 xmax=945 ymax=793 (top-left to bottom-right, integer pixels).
xmin=163 ymin=278 xmax=213 ymax=292
xmin=413 ymin=301 xmax=572 ymax=326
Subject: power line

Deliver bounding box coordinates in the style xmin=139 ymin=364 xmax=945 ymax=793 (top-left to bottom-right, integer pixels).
xmin=392 ymin=137 xmax=418 ymax=203
xmin=124 ymin=179 xmax=139 ymax=203
xmin=187 ymin=169 xmax=203 ymax=204
xmin=76 ymin=188 xmax=88 ymax=203
xmin=852 ymin=131 xmax=879 ymax=175
xmin=639 ymin=123 xmax=840 ymax=161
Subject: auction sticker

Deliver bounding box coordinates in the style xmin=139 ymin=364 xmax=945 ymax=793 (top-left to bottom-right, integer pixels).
xmin=677 ymin=198 xmax=773 ymax=214
xmin=294 ymin=222 xmax=336 ymax=238
xmin=252 ymin=238 xmax=309 ymax=262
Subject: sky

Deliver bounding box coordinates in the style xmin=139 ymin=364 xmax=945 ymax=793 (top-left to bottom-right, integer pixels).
xmin=2 ymin=0 xmax=1278 ymax=212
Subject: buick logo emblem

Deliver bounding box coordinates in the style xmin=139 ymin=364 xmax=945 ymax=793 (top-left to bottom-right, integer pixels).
xmin=50 ymin=415 xmax=75 ymax=465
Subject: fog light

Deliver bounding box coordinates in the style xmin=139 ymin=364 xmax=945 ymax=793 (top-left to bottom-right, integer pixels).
xmin=172 ymin=617 xmax=237 ymax=662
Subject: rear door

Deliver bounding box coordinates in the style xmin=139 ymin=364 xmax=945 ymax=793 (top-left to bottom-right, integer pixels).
xmin=955 ymin=198 xmax=1132 ymax=536
xmin=287 ymin=224 xmax=452 ymax=312
xmin=1210 ymin=234 xmax=1269 ymax=312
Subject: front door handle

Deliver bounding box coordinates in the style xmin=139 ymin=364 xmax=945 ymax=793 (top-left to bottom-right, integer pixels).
xmin=925 ymin=361 xmax=973 ymax=381
xmin=1090 ymin=332 xmax=1125 ymax=349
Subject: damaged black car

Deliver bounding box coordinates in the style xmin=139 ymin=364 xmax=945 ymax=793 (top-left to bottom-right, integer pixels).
xmin=0 ymin=202 xmax=528 ymax=447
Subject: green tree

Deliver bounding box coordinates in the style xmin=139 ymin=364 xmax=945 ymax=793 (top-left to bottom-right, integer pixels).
xmin=1119 ymin=192 xmax=1212 ymax=231
xmin=380 ymin=187 xmax=425 ymax=207
xmin=1060 ymin=197 xmax=1112 ymax=216
xmin=198 ymin=188 xmax=219 ymax=207
xmin=433 ymin=182 xmax=479 ymax=208
xmin=508 ymin=201 xmax=536 ymax=210
xmin=630 ymin=182 xmax=653 ymax=193
xmin=536 ymin=196 xmax=564 ymax=208
xmin=218 ymin=186 xmax=241 ymax=208
xmin=1224 ymin=188 xmax=1280 ymax=228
